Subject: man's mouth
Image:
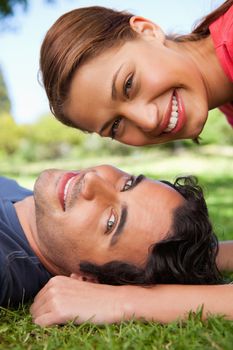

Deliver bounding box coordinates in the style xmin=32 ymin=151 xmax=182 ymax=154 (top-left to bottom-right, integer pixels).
xmin=58 ymin=172 xmax=79 ymax=210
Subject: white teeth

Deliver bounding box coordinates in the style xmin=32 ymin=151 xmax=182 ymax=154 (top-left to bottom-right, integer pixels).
xmin=63 ymin=177 xmax=74 ymax=203
xmin=164 ymin=125 xmax=173 ymax=132
xmin=164 ymin=95 xmax=179 ymax=133
xmin=170 ymin=116 xmax=178 ymax=124
xmin=171 ymin=111 xmax=178 ymax=118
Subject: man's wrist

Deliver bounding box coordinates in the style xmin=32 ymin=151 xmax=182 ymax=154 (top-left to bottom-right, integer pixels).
xmin=116 ymin=285 xmax=150 ymax=322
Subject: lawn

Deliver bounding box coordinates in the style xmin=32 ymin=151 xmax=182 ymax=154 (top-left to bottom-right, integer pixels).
xmin=0 ymin=145 xmax=233 ymax=349
xmin=1 ymin=308 xmax=233 ymax=350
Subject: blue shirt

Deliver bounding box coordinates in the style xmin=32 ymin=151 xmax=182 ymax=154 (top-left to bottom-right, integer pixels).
xmin=0 ymin=177 xmax=52 ymax=306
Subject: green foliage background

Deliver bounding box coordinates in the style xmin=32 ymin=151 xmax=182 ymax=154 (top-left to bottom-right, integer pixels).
xmin=0 ymin=67 xmax=11 ymax=113
xmin=0 ymin=108 xmax=232 ymax=163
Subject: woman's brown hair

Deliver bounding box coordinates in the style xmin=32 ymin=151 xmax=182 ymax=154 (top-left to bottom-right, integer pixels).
xmin=40 ymin=6 xmax=137 ymax=127
xmin=40 ymin=0 xmax=233 ymax=128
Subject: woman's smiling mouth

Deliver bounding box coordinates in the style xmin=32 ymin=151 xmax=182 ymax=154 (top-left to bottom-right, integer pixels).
xmin=164 ymin=95 xmax=179 ymax=132
xmin=161 ymin=90 xmax=186 ymax=136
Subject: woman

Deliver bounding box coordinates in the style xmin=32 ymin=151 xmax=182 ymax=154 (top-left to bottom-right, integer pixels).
xmin=40 ymin=0 xmax=233 ymax=146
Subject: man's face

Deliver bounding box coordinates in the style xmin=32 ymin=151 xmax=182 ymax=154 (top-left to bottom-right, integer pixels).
xmin=33 ymin=165 xmax=184 ymax=274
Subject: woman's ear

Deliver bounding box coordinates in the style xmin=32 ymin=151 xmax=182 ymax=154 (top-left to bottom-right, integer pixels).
xmin=70 ymin=272 xmax=98 ymax=283
xmin=129 ymin=16 xmax=165 ymax=43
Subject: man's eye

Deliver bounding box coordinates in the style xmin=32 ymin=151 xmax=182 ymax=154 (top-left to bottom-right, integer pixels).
xmin=105 ymin=210 xmax=116 ymax=234
xmin=124 ymin=74 xmax=133 ymax=98
xmin=122 ymin=177 xmax=134 ymax=191
xmin=110 ymin=118 xmax=122 ymax=139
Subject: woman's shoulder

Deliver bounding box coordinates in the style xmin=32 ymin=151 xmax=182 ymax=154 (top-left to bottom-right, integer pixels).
xmin=219 ymin=103 xmax=233 ymax=127
xmin=210 ymin=4 xmax=233 ymax=81
xmin=209 ymin=4 xmax=233 ymax=41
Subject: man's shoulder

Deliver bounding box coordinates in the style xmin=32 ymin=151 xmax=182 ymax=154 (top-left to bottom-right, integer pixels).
xmin=0 ymin=176 xmax=25 ymax=189
xmin=0 ymin=176 xmax=32 ymax=202
xmin=0 ymin=222 xmax=52 ymax=307
xmin=0 ymin=239 xmax=51 ymax=306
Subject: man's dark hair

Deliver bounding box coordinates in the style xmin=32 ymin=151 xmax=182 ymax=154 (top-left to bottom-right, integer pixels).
xmin=80 ymin=176 xmax=222 ymax=285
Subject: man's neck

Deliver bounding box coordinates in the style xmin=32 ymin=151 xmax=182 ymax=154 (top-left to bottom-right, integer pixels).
xmin=14 ymin=196 xmax=60 ymax=275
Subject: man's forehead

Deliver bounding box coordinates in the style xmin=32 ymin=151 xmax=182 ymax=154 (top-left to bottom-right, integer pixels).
xmin=123 ymin=177 xmax=183 ymax=235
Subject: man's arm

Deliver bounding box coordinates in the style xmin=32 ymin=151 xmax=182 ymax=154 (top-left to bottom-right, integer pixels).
xmin=30 ymin=276 xmax=233 ymax=326
xmin=30 ymin=240 xmax=233 ymax=326
xmin=217 ymin=241 xmax=233 ymax=271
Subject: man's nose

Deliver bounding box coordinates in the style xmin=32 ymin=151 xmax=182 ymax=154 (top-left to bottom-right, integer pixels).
xmin=124 ymin=103 xmax=159 ymax=132
xmin=81 ymin=171 xmax=115 ymax=201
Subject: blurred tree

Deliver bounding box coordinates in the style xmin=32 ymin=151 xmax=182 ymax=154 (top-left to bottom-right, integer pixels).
xmin=0 ymin=66 xmax=11 ymax=114
xmin=200 ymin=109 xmax=233 ymax=145
xmin=0 ymin=0 xmax=55 ymax=20
xmin=0 ymin=112 xmax=23 ymax=154
xmin=19 ymin=114 xmax=87 ymax=160
xmin=0 ymin=0 xmax=27 ymax=19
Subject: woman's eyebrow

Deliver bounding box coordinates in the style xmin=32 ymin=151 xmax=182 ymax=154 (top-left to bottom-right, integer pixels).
xmin=99 ymin=64 xmax=125 ymax=136
xmin=99 ymin=117 xmax=115 ymax=136
xmin=110 ymin=174 xmax=146 ymax=246
xmin=111 ymin=64 xmax=124 ymax=100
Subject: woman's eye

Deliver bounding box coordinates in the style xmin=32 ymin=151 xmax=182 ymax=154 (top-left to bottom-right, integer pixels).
xmin=122 ymin=177 xmax=134 ymax=191
xmin=124 ymin=74 xmax=133 ymax=98
xmin=106 ymin=211 xmax=116 ymax=234
xmin=110 ymin=118 xmax=122 ymax=139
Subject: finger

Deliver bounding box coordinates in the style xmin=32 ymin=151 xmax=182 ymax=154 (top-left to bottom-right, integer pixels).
xmin=33 ymin=276 xmax=67 ymax=303
xmin=33 ymin=312 xmax=65 ymax=327
xmin=30 ymin=287 xmax=55 ymax=316
xmin=33 ymin=308 xmax=82 ymax=327
xmin=33 ymin=280 xmax=52 ymax=303
xmin=30 ymin=296 xmax=52 ymax=320
xmin=70 ymin=273 xmax=84 ymax=281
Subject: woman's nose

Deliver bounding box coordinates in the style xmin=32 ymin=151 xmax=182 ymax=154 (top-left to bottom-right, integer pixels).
xmin=81 ymin=171 xmax=115 ymax=201
xmin=124 ymin=103 xmax=159 ymax=132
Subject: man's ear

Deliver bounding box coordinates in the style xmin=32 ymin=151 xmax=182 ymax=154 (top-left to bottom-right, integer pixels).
xmin=70 ymin=272 xmax=98 ymax=283
xmin=129 ymin=16 xmax=165 ymax=43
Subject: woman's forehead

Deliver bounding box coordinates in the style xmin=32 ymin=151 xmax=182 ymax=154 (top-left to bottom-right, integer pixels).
xmin=65 ymin=55 xmax=121 ymax=131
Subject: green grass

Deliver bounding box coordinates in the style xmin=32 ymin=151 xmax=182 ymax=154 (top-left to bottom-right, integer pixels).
xmin=1 ymin=307 xmax=233 ymax=350
xmin=0 ymin=145 xmax=233 ymax=349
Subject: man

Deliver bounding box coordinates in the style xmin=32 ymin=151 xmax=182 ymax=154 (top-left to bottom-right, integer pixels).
xmin=0 ymin=176 xmax=51 ymax=306
xmin=0 ymin=164 xmax=220 ymax=307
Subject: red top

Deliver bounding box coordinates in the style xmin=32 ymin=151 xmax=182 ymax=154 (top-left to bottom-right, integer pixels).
xmin=209 ymin=4 xmax=233 ymax=127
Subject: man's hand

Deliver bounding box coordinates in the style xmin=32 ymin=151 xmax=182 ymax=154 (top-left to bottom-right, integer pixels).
xmin=30 ymin=275 xmax=127 ymax=326
xmin=30 ymin=274 xmax=233 ymax=327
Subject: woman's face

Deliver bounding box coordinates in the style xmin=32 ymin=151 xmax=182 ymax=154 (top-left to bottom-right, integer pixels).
xmin=65 ymin=20 xmax=208 ymax=146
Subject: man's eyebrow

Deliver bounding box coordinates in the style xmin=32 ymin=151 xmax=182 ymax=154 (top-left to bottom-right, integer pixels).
xmin=110 ymin=205 xmax=128 ymax=247
xmin=98 ymin=64 xmax=124 ymax=136
xmin=110 ymin=174 xmax=146 ymax=246
xmin=129 ymin=174 xmax=145 ymax=191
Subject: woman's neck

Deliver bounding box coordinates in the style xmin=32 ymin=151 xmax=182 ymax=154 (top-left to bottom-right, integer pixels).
xmin=167 ymin=36 xmax=233 ymax=108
